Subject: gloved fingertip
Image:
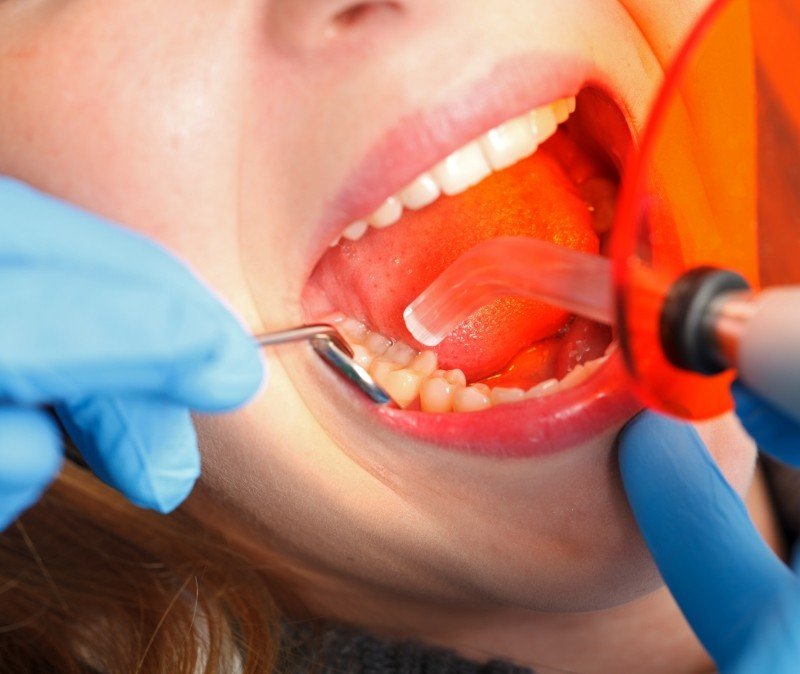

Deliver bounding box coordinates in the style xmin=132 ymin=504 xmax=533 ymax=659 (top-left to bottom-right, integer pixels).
xmin=0 ymin=407 xmax=64 ymax=531
xmin=59 ymin=395 xmax=202 ymax=513
xmin=731 ymin=381 xmax=760 ymax=416
xmin=619 ymin=411 xmax=703 ymax=465
xmin=128 ymin=465 xmax=200 ymax=514
xmin=181 ymin=336 xmax=266 ymax=413
xmin=0 ymin=408 xmax=63 ymax=489
xmin=215 ymin=339 xmax=266 ymax=407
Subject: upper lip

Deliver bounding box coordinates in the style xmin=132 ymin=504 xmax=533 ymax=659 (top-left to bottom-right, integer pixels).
xmin=301 ymin=50 xmax=641 ymax=457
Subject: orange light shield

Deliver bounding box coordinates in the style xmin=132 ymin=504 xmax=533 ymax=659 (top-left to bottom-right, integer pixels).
xmin=610 ymin=0 xmax=800 ymax=419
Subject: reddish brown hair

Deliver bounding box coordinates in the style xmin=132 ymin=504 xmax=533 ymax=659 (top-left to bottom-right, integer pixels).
xmin=0 ymin=463 xmax=297 ymax=673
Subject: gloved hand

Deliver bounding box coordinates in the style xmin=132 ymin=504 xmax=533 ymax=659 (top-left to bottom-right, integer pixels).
xmin=619 ymin=384 xmax=800 ymax=674
xmin=1 ymin=178 xmax=265 ymax=530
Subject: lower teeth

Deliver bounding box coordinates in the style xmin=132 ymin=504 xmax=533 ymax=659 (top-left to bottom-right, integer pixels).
xmin=328 ymin=313 xmax=613 ymax=412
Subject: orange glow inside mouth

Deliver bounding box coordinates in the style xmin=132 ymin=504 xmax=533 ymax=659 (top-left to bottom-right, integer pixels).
xmin=306 ymin=88 xmax=628 ymax=403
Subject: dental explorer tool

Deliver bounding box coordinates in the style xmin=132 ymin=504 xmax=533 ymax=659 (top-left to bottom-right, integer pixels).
xmin=254 ymin=324 xmax=394 ymax=406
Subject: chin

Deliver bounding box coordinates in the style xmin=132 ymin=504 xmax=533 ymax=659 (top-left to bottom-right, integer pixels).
xmin=276 ymin=352 xmax=757 ymax=613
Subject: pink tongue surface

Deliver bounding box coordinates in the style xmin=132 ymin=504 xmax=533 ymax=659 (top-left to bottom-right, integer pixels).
xmin=311 ymin=146 xmax=599 ymax=380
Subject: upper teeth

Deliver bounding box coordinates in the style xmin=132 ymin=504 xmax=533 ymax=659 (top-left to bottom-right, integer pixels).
xmin=332 ymin=96 xmax=576 ymax=247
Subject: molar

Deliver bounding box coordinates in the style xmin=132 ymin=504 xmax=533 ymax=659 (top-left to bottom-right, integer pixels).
xmin=384 ymin=341 xmax=416 ymax=366
xmin=365 ymin=331 xmax=393 ymax=356
xmin=420 ymin=376 xmax=455 ymax=413
xmin=410 ymin=350 xmax=438 ymax=377
xmin=490 ymin=387 xmax=525 ymax=405
xmin=444 ymin=369 xmax=467 ymax=387
xmin=369 ymin=357 xmax=401 ymax=389
xmin=340 ymin=318 xmax=369 ymax=343
xmin=351 ymin=344 xmax=374 ymax=370
xmin=526 ymin=378 xmax=559 ymax=398
xmin=453 ymin=385 xmax=491 ymax=412
xmin=384 ymin=368 xmax=424 ymax=408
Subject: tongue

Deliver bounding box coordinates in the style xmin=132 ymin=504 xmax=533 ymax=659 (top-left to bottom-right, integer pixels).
xmin=312 ymin=145 xmax=599 ymax=380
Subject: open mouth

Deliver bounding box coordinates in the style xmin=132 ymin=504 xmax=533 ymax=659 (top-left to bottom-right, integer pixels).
xmin=303 ymin=86 xmax=641 ymax=456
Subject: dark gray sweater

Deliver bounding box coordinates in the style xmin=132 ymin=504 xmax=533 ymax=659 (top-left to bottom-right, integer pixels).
xmin=279 ymin=623 xmax=533 ymax=674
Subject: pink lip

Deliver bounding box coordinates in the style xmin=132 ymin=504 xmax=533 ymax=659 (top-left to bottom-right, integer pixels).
xmin=312 ymin=51 xmax=590 ymax=265
xmin=307 ymin=51 xmax=638 ymax=458
xmin=373 ymin=352 xmax=640 ymax=457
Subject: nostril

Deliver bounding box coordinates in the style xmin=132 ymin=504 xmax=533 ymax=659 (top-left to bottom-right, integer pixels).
xmin=329 ymin=1 xmax=403 ymax=35
xmin=268 ymin=0 xmax=405 ymax=55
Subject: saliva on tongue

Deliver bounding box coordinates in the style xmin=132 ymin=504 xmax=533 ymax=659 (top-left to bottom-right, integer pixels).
xmin=313 ymin=147 xmax=610 ymax=386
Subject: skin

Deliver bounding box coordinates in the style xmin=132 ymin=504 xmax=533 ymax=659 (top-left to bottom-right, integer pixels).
xmin=0 ymin=1 xmax=781 ymax=672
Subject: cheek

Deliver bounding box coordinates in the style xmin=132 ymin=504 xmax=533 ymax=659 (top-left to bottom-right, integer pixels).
xmin=0 ymin=3 xmax=265 ymax=325
xmin=0 ymin=5 xmax=234 ymax=210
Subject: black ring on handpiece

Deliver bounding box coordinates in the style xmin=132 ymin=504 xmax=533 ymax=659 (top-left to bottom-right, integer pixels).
xmin=660 ymin=266 xmax=750 ymax=375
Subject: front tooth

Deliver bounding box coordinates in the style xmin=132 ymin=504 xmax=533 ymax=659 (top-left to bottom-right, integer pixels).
xmin=453 ymin=385 xmax=491 ymax=412
xmin=479 ymin=115 xmax=538 ymax=171
xmin=420 ymin=376 xmax=454 ymax=413
xmin=368 ymin=196 xmax=403 ymax=228
xmin=431 ymin=141 xmax=491 ymax=196
xmin=342 ymin=220 xmax=369 ymax=241
xmin=530 ymin=106 xmax=558 ymax=145
xmin=384 ymin=368 xmax=423 ymax=408
xmin=399 ymin=172 xmax=441 ymax=210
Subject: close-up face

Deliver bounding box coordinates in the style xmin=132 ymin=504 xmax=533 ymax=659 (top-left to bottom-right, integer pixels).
xmin=0 ymin=0 xmax=757 ymax=623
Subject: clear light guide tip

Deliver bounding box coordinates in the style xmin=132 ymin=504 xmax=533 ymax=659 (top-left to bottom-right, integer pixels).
xmin=403 ymin=237 xmax=614 ymax=346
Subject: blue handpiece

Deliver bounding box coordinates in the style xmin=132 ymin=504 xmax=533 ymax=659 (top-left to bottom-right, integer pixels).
xmin=619 ymin=385 xmax=800 ymax=674
xmin=0 ymin=178 xmax=265 ymax=529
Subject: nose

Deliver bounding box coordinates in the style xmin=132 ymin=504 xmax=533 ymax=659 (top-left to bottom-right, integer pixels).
xmin=266 ymin=0 xmax=409 ymax=54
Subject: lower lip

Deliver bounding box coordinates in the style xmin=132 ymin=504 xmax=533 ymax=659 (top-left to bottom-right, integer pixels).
xmin=371 ymin=351 xmax=640 ymax=457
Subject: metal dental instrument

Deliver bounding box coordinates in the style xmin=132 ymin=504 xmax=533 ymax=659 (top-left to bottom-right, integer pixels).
xmin=255 ymin=324 xmax=354 ymax=356
xmin=254 ymin=324 xmax=394 ymax=406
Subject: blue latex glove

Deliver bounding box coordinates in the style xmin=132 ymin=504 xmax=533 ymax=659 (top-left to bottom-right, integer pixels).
xmin=619 ymin=383 xmax=800 ymax=674
xmin=0 ymin=178 xmax=265 ymax=530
